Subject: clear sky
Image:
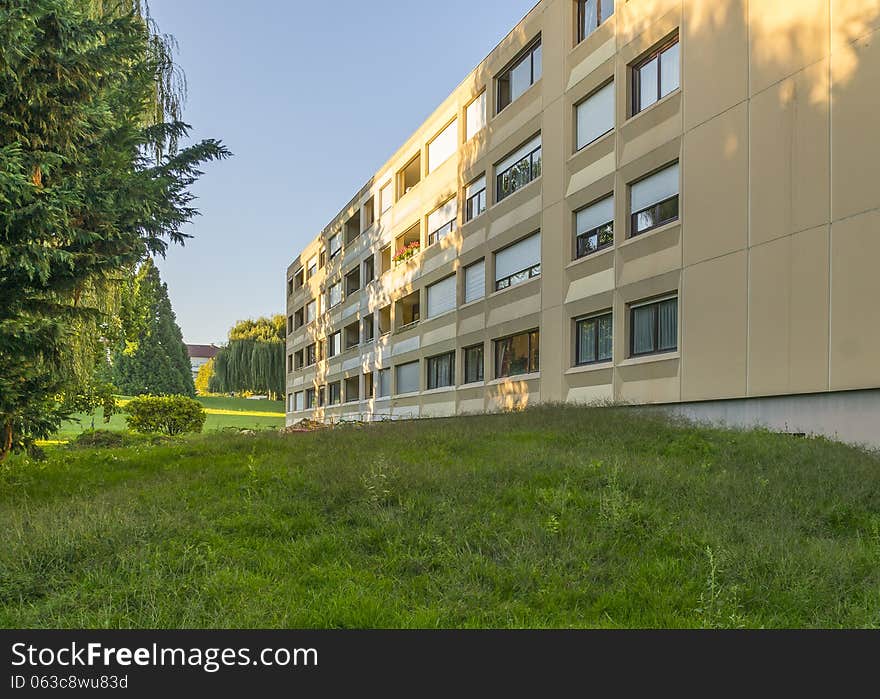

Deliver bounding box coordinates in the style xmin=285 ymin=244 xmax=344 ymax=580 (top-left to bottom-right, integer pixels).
xmin=147 ymin=0 xmax=539 ymax=344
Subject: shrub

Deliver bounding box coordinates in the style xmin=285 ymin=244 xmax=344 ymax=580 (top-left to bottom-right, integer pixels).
xmin=125 ymin=396 xmax=206 ymax=436
xmin=72 ymin=429 xmax=128 ymax=449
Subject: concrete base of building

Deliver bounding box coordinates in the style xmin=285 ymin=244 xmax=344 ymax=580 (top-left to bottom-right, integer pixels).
xmin=647 ymin=389 xmax=880 ymax=451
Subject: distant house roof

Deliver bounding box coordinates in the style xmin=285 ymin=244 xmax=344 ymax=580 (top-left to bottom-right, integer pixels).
xmin=186 ymin=344 xmax=220 ymax=359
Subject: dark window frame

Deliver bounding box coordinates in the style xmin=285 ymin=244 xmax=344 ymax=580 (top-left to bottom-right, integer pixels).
xmin=575 ymin=312 xmax=613 ymax=366
xmin=496 ymin=142 xmax=542 ymax=203
xmin=632 ymin=36 xmax=680 ymax=116
xmin=426 ymin=351 xmax=456 ymax=390
xmin=466 ymin=185 xmax=487 ymax=221
xmin=577 ymin=0 xmax=615 ymax=44
xmin=463 ymin=344 xmax=485 ymax=384
xmin=305 ymin=388 xmax=316 ymax=409
xmin=630 ymin=194 xmax=679 ymax=237
xmin=575 ymin=197 xmax=615 ymax=259
xmin=629 ymin=296 xmax=678 ymax=358
xmin=305 ymin=343 xmax=317 ymax=367
xmin=328 ymin=381 xmax=341 ymax=406
xmin=494 ymin=329 xmax=540 ymax=379
xmin=496 ymin=37 xmax=542 ymax=113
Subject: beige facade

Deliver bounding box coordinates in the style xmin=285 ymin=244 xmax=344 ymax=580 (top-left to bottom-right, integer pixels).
xmin=285 ymin=0 xmax=880 ymax=440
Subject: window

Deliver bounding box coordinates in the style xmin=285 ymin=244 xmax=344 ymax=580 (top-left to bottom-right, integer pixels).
xmin=294 ymin=308 xmax=304 ymax=330
xmin=287 ymin=353 xmax=294 ymax=373
xmin=306 ymin=343 xmax=317 ymax=366
xmin=287 ymin=278 xmax=293 ymax=297
xmin=466 ymin=92 xmax=487 ymax=140
xmin=307 ymin=255 xmax=318 ymax=279
xmin=464 ymin=344 xmax=484 ymax=384
xmin=577 ymin=0 xmax=615 ymax=43
xmin=377 ymin=368 xmax=391 ymax=398
xmin=495 ymin=330 xmax=540 ymax=378
xmin=328 ymin=331 xmax=341 ymax=358
xmin=365 ymin=372 xmax=375 ymax=399
xmin=576 ymin=81 xmax=615 ymax=150
xmin=378 ymin=304 xmax=391 ymax=335
xmin=495 ymin=232 xmax=541 ymax=291
xmin=293 ymin=268 xmax=304 ymax=290
xmin=328 ymin=232 xmax=341 ymax=259
xmin=379 ymin=246 xmax=392 ymax=275
xmin=427 ymin=352 xmax=455 ymax=390
xmin=428 ymin=120 xmax=458 ymax=173
xmin=575 ymin=313 xmax=613 ymax=365
xmin=344 ymin=376 xmax=360 ymax=403
xmin=319 ymin=250 xmax=326 ymax=268
xmin=345 ymin=212 xmax=361 ymax=245
xmin=496 ymin=135 xmax=542 ymax=202
xmin=427 ymin=198 xmax=457 ymax=245
xmin=328 ymin=381 xmax=341 ymax=406
xmin=426 ymin=275 xmax=456 ymax=318
xmin=397 ymin=154 xmax=421 ymax=198
xmin=575 ymin=195 xmax=614 ymax=258
xmin=380 ymin=181 xmax=393 ymax=213
xmin=317 ymin=385 xmax=326 ymax=408
xmin=497 ymin=38 xmax=542 ymax=112
xmin=396 ymin=361 xmax=420 ymax=395
xmin=327 ymin=281 xmax=342 ymax=308
xmin=345 ymin=266 xmax=360 ymax=295
xmin=631 ymin=296 xmax=678 ymax=356
xmin=287 ymin=314 xmax=294 ymax=334
xmin=363 ymin=314 xmax=375 ymax=342
xmin=306 ymin=299 xmax=317 ymax=324
xmin=305 ymin=388 xmax=316 ymax=409
xmin=294 ymin=391 xmax=304 ymax=412
xmin=294 ymin=350 xmax=303 ymax=370
xmin=363 ymin=197 xmax=375 ymax=229
xmin=396 ymin=290 xmax=420 ymax=329
xmin=464 ymin=259 xmax=485 ymax=303
xmin=363 ymin=255 xmax=375 ymax=285
xmin=633 ymin=37 xmax=680 ymax=115
xmin=465 ymin=175 xmax=487 ymax=221
xmin=344 ymin=321 xmax=360 ymax=350
xmin=630 ymin=162 xmax=679 ymax=236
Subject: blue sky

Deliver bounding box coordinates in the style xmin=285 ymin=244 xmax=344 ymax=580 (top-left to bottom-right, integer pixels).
xmin=148 ymin=0 xmax=538 ymax=344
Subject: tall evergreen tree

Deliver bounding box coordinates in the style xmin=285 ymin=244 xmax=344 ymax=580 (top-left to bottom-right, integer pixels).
xmin=0 ymin=0 xmax=229 ymax=460
xmin=112 ymin=259 xmax=194 ymax=397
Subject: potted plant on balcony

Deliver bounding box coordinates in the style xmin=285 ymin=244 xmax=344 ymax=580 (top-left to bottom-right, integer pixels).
xmin=392 ymin=240 xmax=420 ymax=264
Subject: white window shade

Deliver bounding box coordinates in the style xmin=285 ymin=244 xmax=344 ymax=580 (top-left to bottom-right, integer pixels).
xmin=466 ymin=176 xmax=486 ymax=199
xmin=576 ymin=196 xmax=615 ymax=235
xmin=307 ymin=255 xmax=317 ymax=272
xmin=631 ymin=163 xmax=679 ymax=213
xmin=396 ymin=361 xmax=420 ymax=394
xmin=428 ymin=119 xmax=458 ymax=173
xmin=466 ymin=93 xmax=486 ymax=140
xmin=380 ymin=182 xmax=393 ymax=212
xmin=427 ymin=275 xmax=456 ymax=318
xmin=464 ymin=260 xmax=485 ymax=303
xmin=428 ymin=198 xmax=458 ymax=233
xmin=576 ymin=81 xmax=615 ymax=149
xmin=496 ymin=134 xmax=541 ymax=174
xmin=495 ymin=232 xmax=541 ymax=281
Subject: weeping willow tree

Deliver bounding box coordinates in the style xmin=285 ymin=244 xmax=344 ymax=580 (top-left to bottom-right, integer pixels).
xmin=209 ymin=317 xmax=285 ymax=400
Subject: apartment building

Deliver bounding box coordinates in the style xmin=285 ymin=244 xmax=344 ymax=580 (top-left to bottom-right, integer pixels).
xmin=285 ymin=0 xmax=880 ymax=446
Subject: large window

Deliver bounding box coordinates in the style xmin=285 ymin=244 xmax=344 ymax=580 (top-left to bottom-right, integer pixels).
xmin=328 ymin=382 xmax=341 ymax=406
xmin=327 ymin=281 xmax=342 ymax=309
xmin=305 ymin=299 xmax=317 ymax=324
xmin=495 ymin=232 xmax=541 ymax=291
xmin=328 ymin=331 xmax=341 ymax=358
xmin=576 ymin=81 xmax=615 ymax=150
xmin=577 ymin=0 xmax=615 ymax=43
xmin=630 ymin=162 xmax=679 ymax=236
xmin=428 ymin=120 xmax=458 ymax=173
xmin=427 ymin=198 xmax=457 ymax=245
xmin=631 ymin=296 xmax=678 ymax=356
xmin=497 ymin=38 xmax=542 ymax=112
xmin=294 ymin=391 xmax=304 ymax=412
xmin=328 ymin=232 xmax=341 ymax=259
xmin=363 ymin=255 xmax=375 ymax=285
xmin=464 ymin=259 xmax=485 ymax=303
xmin=363 ymin=314 xmax=375 ymax=343
xmin=495 ymin=330 xmax=540 ymax=378
xmin=466 ymin=92 xmax=486 ymax=140
xmin=377 ymin=368 xmax=391 ymax=399
xmin=396 ymin=361 xmax=420 ymax=395
xmin=305 ymin=388 xmax=316 ymax=409
xmin=427 ymin=352 xmax=455 ymax=390
xmin=306 ymin=343 xmax=317 ymax=366
xmin=465 ymin=175 xmax=487 ymax=221
xmin=426 ymin=275 xmax=456 ymax=318
xmin=380 ymin=181 xmax=393 ymax=213
xmin=632 ymin=37 xmax=680 ymax=115
xmin=575 ymin=195 xmax=614 ymax=258
xmin=397 ymin=154 xmax=421 ymax=198
xmin=496 ymin=135 xmax=542 ymax=202
xmin=464 ymin=344 xmax=484 ymax=384
xmin=576 ymin=313 xmax=613 ymax=365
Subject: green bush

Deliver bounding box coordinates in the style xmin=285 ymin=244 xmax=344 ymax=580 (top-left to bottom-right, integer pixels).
xmin=72 ymin=429 xmax=128 ymax=449
xmin=125 ymin=395 xmax=206 ymax=436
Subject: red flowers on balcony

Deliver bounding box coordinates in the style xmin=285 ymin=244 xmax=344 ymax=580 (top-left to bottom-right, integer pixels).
xmin=392 ymin=240 xmax=420 ymax=264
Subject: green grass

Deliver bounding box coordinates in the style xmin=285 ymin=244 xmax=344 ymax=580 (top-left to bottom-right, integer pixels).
xmin=55 ymin=396 xmax=284 ymax=439
xmin=2 ymin=405 xmax=879 ymax=628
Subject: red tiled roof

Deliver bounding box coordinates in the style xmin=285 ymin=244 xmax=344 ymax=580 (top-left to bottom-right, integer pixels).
xmin=186 ymin=344 xmax=220 ymax=359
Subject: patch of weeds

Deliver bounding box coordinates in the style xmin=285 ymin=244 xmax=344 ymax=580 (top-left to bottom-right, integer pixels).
xmin=362 ymin=457 xmax=398 ymax=509
xmin=695 ymin=546 xmax=746 ymax=629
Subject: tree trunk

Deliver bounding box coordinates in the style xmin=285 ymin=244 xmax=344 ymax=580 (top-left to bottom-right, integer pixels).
xmin=0 ymin=419 xmax=13 ymax=464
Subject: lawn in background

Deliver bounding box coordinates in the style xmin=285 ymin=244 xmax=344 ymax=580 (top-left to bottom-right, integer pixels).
xmin=2 ymin=405 xmax=879 ymax=628
xmin=54 ymin=395 xmax=285 ymax=439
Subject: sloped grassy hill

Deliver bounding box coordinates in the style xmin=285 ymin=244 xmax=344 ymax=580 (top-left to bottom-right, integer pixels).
xmin=1 ymin=406 xmax=878 ymax=628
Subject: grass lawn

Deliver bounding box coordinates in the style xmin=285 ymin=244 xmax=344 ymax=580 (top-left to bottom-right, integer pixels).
xmin=54 ymin=395 xmax=285 ymax=440
xmin=2 ymin=405 xmax=879 ymax=628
